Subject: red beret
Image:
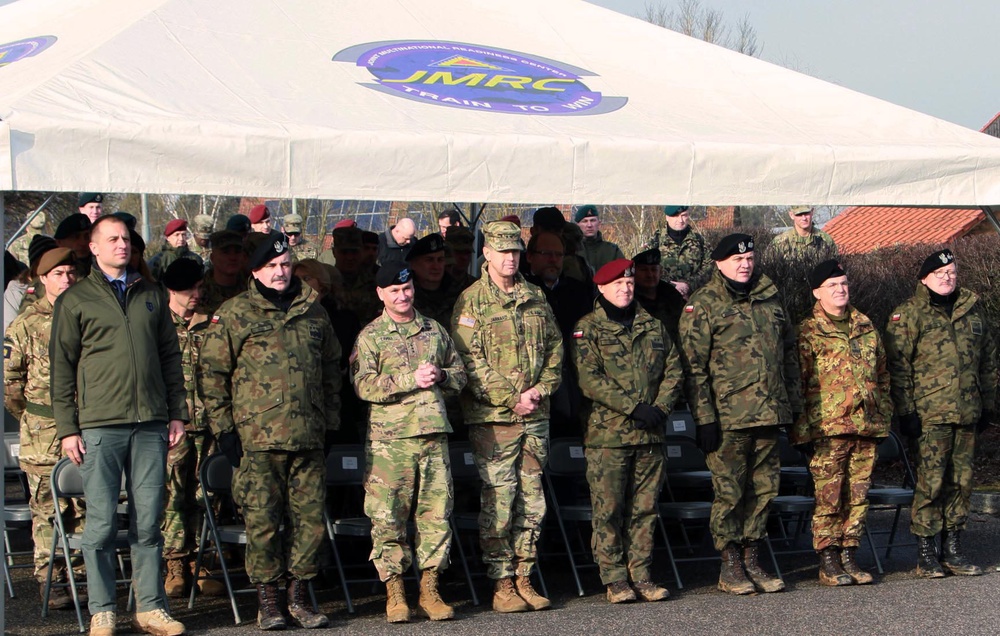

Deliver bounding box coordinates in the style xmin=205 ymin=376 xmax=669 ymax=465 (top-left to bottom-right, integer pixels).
xmin=333 ymin=218 xmax=357 ymax=229
xmin=164 ymin=218 xmax=188 ymax=237
xmin=593 ymin=258 xmax=635 ymax=286
xmin=500 ymin=214 xmax=522 ymax=227
xmin=248 ymin=204 xmax=270 ymax=224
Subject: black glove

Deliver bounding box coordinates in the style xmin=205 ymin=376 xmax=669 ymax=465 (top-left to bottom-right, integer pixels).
xmin=696 ymin=422 xmax=721 ymax=454
xmin=630 ymin=403 xmax=664 ymax=430
xmin=977 ymin=411 xmax=994 ymax=435
xmin=218 ymin=431 xmax=243 ymax=468
xmin=899 ymin=412 xmax=922 ymax=439
xmin=794 ymin=442 xmax=814 ymax=458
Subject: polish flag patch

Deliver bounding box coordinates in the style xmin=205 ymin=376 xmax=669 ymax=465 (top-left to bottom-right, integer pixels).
xmin=684 ymin=305 xmax=695 ymax=313
xmin=211 ymin=315 xmax=221 ymax=324
xmin=572 ymin=330 xmax=584 ymax=339
xmin=891 ymin=314 xmax=901 ymax=322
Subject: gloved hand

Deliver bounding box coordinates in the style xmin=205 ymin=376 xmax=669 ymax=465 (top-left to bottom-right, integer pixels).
xmin=696 ymin=422 xmax=721 ymax=454
xmin=899 ymin=412 xmax=922 ymax=439
xmin=977 ymin=410 xmax=994 ymax=434
xmin=218 ymin=431 xmax=243 ymax=468
xmin=630 ymin=403 xmax=665 ymax=430
xmin=794 ymin=441 xmax=815 ymax=458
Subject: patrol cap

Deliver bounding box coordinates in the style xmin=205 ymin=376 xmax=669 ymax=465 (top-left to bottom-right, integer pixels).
xmin=375 ymin=262 xmax=413 ymax=288
xmin=445 ymin=226 xmax=474 ymax=252
xmin=482 ymin=221 xmax=524 ymax=252
xmin=192 ymin=214 xmax=215 ymax=238
xmin=532 ymin=206 xmax=566 ymax=231
xmin=112 ymin=211 xmax=138 ymax=230
xmin=283 ymin=213 xmax=303 ymax=234
xmin=164 ymin=218 xmax=188 ymax=237
xmin=790 ymin=206 xmax=814 ymax=216
xmin=54 ymin=214 xmax=92 ymax=240
xmin=37 ymin=247 xmax=75 ymax=277
xmin=28 ymin=235 xmax=58 ymax=267
xmin=663 ymin=205 xmax=689 ymax=217
xmin=161 ymin=257 xmax=204 ymax=291
xmin=28 ymin=212 xmax=46 ymax=230
xmin=130 ymin=229 xmax=146 ymax=254
xmin=333 ymin=226 xmax=362 ymax=251
xmin=574 ymin=205 xmax=599 ymax=223
xmin=632 ymin=248 xmax=661 ymax=265
xmin=406 ymin=233 xmax=445 ymax=261
xmin=500 ymin=214 xmax=522 ymax=227
xmin=77 ymin=192 xmax=103 ymax=207
xmin=209 ymin=229 xmax=244 ymax=251
xmin=334 ymin=218 xmax=357 ymax=230
xmin=593 ymin=258 xmax=635 ymax=286
xmin=248 ymin=204 xmax=270 ymax=224
xmin=808 ymin=259 xmax=846 ymax=290
xmin=711 ymin=233 xmax=755 ymax=261
xmin=918 ymin=249 xmax=956 ymax=279
xmin=361 ymin=230 xmax=379 ymax=245
xmin=247 ymin=230 xmax=290 ymax=270
xmin=225 ymin=214 xmax=251 ymax=234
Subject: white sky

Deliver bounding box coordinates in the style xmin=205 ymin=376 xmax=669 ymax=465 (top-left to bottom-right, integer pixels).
xmin=588 ymin=0 xmax=1000 ymax=130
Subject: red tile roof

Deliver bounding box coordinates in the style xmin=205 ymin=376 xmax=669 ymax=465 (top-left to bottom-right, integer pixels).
xmin=980 ymin=111 xmax=1000 ymax=137
xmin=696 ymin=206 xmax=738 ymax=229
xmin=824 ymin=206 xmax=986 ymax=254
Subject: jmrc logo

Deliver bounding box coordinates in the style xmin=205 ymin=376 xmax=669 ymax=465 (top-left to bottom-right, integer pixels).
xmin=0 ymin=36 xmax=57 ymax=69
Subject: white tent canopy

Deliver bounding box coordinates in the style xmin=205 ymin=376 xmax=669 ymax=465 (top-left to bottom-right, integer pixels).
xmin=2 ymin=0 xmax=1000 ymax=206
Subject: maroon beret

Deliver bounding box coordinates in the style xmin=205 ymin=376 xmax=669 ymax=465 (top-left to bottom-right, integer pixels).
xmin=248 ymin=204 xmax=270 ymax=224
xmin=500 ymin=214 xmax=522 ymax=227
xmin=593 ymin=258 xmax=635 ymax=285
xmin=333 ymin=218 xmax=357 ymax=229
xmin=164 ymin=218 xmax=188 ymax=237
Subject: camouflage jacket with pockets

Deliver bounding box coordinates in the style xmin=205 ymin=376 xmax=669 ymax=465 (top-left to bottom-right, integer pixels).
xmin=171 ymin=309 xmax=212 ymax=432
xmin=658 ymin=228 xmax=712 ymax=287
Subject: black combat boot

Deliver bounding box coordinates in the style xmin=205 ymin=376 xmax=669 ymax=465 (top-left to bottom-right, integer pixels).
xmin=840 ymin=547 xmax=874 ymax=585
xmin=940 ymin=530 xmax=983 ymax=576
xmin=717 ymin=543 xmax=755 ymax=595
xmin=288 ymin=578 xmax=329 ymax=628
xmin=742 ymin=540 xmax=785 ymax=593
xmin=256 ymin=583 xmax=287 ymax=630
xmin=817 ymin=547 xmax=853 ymax=586
xmin=915 ymin=536 xmax=945 ymax=578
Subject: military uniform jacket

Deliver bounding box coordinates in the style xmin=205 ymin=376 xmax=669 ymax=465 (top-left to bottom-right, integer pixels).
xmin=573 ymin=302 xmax=683 ymax=448
xmin=171 ymin=309 xmax=212 ymax=432
xmin=582 ymin=233 xmax=625 ymax=273
xmin=413 ymin=274 xmax=466 ymax=330
xmin=658 ymin=229 xmax=712 ymax=286
xmin=199 ymin=283 xmax=342 ymax=451
xmin=884 ymin=285 xmax=997 ymax=427
xmin=768 ymin=228 xmax=838 ymax=260
xmin=351 ymin=309 xmax=467 ymax=441
xmin=195 ymin=273 xmax=246 ymax=316
xmin=791 ymin=303 xmax=891 ymax=444
xmin=451 ymin=266 xmax=563 ymax=427
xmin=678 ymin=271 xmax=802 ymax=431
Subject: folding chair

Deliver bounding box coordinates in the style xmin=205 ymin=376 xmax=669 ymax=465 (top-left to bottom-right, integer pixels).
xmin=44 ymin=458 xmax=133 ymax=633
xmin=543 ymin=438 xmax=597 ymax=597
xmin=664 ymin=408 xmax=696 ymax=440
xmin=3 ymin=431 xmax=32 ymax=598
xmin=864 ymin=431 xmax=916 ymax=574
xmin=658 ymin=438 xmax=715 ymax=589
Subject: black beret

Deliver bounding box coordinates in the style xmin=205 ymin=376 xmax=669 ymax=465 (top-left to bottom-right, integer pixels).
xmin=532 ymin=206 xmax=566 ymax=231
xmin=632 ymin=248 xmax=661 ymax=265
xmin=54 ymin=214 xmax=92 ymax=240
xmin=573 ymin=205 xmax=598 ymax=223
xmin=361 ymin=230 xmax=379 ymax=245
xmin=28 ymin=234 xmax=58 ymax=266
xmin=405 ymin=233 xmax=445 ymax=261
xmin=225 ymin=214 xmax=251 ymax=234
xmin=808 ymin=259 xmax=846 ymax=290
xmin=918 ymin=249 xmax=955 ymax=279
xmin=77 ymin=192 xmax=103 ymax=207
xmin=593 ymin=258 xmax=635 ymax=285
xmin=210 ymin=230 xmax=244 ymax=250
xmin=375 ymin=262 xmax=413 ymax=288
xmin=711 ymin=233 xmax=754 ymax=261
xmin=161 ymin=257 xmax=204 ymax=291
xmin=130 ymin=229 xmax=146 ymax=254
xmin=247 ymin=231 xmax=290 ymax=270
xmin=112 ymin=211 xmax=138 ymax=230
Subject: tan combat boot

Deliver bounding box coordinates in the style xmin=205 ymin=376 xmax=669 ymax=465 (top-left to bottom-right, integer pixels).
xmin=188 ymin=561 xmax=226 ymax=596
xmin=632 ymin=579 xmax=670 ymax=602
xmin=515 ymin=574 xmax=551 ymax=610
xmin=492 ymin=577 xmax=530 ymax=613
xmin=718 ymin=543 xmax=755 ymax=595
xmin=416 ymin=567 xmax=454 ymax=620
xmin=163 ymin=558 xmax=186 ymax=598
xmin=840 ymin=547 xmax=874 ymax=585
xmin=385 ymin=574 xmax=411 ymax=623
xmin=818 ymin=547 xmax=854 ymax=586
xmin=606 ymin=580 xmax=637 ymax=604
xmin=132 ymin=608 xmax=186 ymax=636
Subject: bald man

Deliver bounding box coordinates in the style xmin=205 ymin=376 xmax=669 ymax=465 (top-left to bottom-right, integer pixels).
xmin=378 ymin=218 xmax=416 ymax=267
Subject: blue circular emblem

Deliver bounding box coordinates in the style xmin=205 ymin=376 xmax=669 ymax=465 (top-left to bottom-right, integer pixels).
xmin=0 ymin=36 xmax=57 ymax=69
xmin=334 ymin=40 xmax=625 ymax=116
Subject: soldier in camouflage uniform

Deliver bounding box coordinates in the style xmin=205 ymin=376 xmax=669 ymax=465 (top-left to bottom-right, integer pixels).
xmin=330 ymin=226 xmax=381 ymax=326
xmin=188 ymin=214 xmax=215 ymax=263
xmin=8 ymin=211 xmax=47 ymax=264
xmin=884 ymin=249 xmax=997 ymax=578
xmin=407 ymin=233 xmax=468 ymax=329
xmin=658 ymin=206 xmax=712 ymax=299
xmin=632 ymin=248 xmax=685 ymax=342
xmin=445 ymin=226 xmax=476 ymax=289
xmin=351 ymin=262 xmax=468 ymax=623
xmin=195 ymin=230 xmax=247 ymax=315
xmin=573 ymin=259 xmax=683 ymax=604
xmin=200 ymin=231 xmax=341 ymax=630
xmin=791 ymin=260 xmax=891 ymax=587
xmin=768 ymin=206 xmax=838 ymax=262
xmin=283 ymin=213 xmax=317 ymax=262
xmin=451 ymin=221 xmax=563 ymax=613
xmin=678 ymin=233 xmax=801 ymax=595
xmin=4 ymin=248 xmax=82 ymax=610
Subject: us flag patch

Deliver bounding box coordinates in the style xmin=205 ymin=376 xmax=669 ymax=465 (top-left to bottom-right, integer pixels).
xmin=684 ymin=305 xmax=694 ymax=313
xmin=891 ymin=314 xmax=901 ymax=322
xmin=572 ymin=330 xmax=584 ymax=339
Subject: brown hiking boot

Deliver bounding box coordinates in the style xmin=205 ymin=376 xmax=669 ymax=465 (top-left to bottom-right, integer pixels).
xmin=743 ymin=541 xmax=785 ymax=593
xmin=287 ymin=579 xmax=328 ymax=628
xmin=492 ymin=577 xmax=530 ymax=613
xmin=718 ymin=543 xmax=755 ymax=595
xmin=90 ymin=611 xmax=117 ymax=636
xmin=632 ymin=579 xmax=670 ymax=602
xmin=131 ymin=608 xmax=186 ymax=636
xmin=163 ymin=558 xmax=187 ymax=598
xmin=416 ymin=567 xmax=454 ymax=621
xmin=840 ymin=547 xmax=874 ymax=585
xmin=515 ymin=575 xmax=551 ymax=610
xmin=256 ymin=583 xmax=287 ymax=631
xmin=606 ymin=580 xmax=637 ymax=604
xmin=188 ymin=561 xmax=226 ymax=596
xmin=40 ymin=580 xmax=74 ymax=610
xmin=818 ymin=547 xmax=854 ymax=586
xmin=385 ymin=574 xmax=411 ymax=623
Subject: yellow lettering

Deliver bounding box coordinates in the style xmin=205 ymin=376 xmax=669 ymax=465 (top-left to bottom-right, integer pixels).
xmin=484 ymin=75 xmax=532 ymax=89
xmin=532 ymin=78 xmax=575 ymax=92
xmin=382 ymin=70 xmax=427 ymax=83
xmin=424 ymin=71 xmax=487 ymax=86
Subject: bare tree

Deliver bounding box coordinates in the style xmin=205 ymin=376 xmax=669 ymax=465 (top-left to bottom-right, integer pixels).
xmin=641 ymin=0 xmax=761 ymax=57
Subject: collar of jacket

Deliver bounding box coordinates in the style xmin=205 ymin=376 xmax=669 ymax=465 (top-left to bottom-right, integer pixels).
xmin=810 ymin=302 xmax=874 ymax=338
xmin=88 ymin=266 xmax=143 ymax=294
xmin=591 ymin=298 xmax=657 ymax=335
xmin=583 ymin=232 xmax=604 ymax=245
xmin=377 ymin=308 xmax=430 ymax=337
xmin=709 ymin=269 xmax=777 ymax=302
xmin=914 ymin=283 xmax=978 ymax=321
xmin=245 ymin=278 xmax=316 ymax=319
xmin=483 ymin=265 xmax=529 ymax=307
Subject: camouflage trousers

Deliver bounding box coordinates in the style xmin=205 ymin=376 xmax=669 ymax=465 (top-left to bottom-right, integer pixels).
xmin=233 ymin=449 xmax=326 ymax=584
xmin=911 ymin=425 xmax=976 ymax=537
xmin=808 ymin=436 xmax=878 ymax=551
xmin=585 ymin=445 xmax=665 ymax=585
xmin=22 ymin=465 xmax=86 ymax=582
xmin=705 ymin=427 xmax=779 ymax=551
xmin=363 ymin=435 xmax=453 ymax=581
xmin=469 ymin=422 xmax=548 ymax=580
xmin=161 ymin=432 xmax=215 ymax=559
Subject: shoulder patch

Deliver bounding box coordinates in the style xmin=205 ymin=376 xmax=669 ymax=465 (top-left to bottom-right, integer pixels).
xmin=572 ymin=329 xmax=584 ymax=339
xmin=26 ymin=286 xmax=34 ymax=294
xmin=684 ymin=305 xmax=695 ymax=313
xmin=458 ymin=315 xmax=476 ymax=328
xmin=211 ymin=315 xmax=221 ymax=324
xmin=3 ymin=343 xmax=11 ymax=360
xmin=891 ymin=313 xmax=901 ymax=322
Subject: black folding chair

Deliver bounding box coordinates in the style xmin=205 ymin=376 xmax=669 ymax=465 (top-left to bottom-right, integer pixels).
xmin=543 ymin=438 xmax=597 ymax=597
xmin=864 ymin=431 xmax=917 ymax=574
xmin=3 ymin=430 xmax=32 ymax=598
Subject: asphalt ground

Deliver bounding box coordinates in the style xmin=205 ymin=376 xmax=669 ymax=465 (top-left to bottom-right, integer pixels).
xmin=5 ymin=506 xmax=1000 ymax=636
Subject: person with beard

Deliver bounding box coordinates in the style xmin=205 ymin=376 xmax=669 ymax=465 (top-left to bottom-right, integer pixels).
xmin=658 ymin=206 xmax=712 ymax=299
xmin=678 ymin=233 xmax=801 ymax=596
xmin=631 ymin=248 xmax=686 ymax=342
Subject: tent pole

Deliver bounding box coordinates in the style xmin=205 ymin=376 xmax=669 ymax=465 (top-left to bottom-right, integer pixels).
xmin=982 ymin=207 xmax=1000 ymax=235
xmin=4 ymin=193 xmax=56 ymax=250
xmin=141 ymin=194 xmax=150 ymax=242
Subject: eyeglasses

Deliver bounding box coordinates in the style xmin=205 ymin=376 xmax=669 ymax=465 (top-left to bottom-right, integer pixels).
xmin=932 ymin=269 xmax=957 ymax=280
xmin=532 ymin=250 xmax=564 ymax=258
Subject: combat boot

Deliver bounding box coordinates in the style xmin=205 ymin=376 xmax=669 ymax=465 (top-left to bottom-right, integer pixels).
xmin=940 ymin=530 xmax=983 ymax=576
xmin=163 ymin=558 xmax=187 ymax=598
xmin=742 ymin=541 xmax=785 ymax=593
xmin=817 ymin=547 xmax=853 ymax=586
xmin=385 ymin=574 xmax=411 ymax=623
xmin=287 ymin=579 xmax=329 ymax=628
xmin=416 ymin=567 xmax=454 ymax=620
xmin=606 ymin=580 xmax=637 ymax=604
xmin=256 ymin=583 xmax=287 ymax=630
xmin=515 ymin=575 xmax=551 ymax=610
xmin=492 ymin=577 xmax=530 ymax=613
xmin=188 ymin=561 xmax=225 ymax=596
xmin=132 ymin=608 xmax=185 ymax=636
xmin=717 ymin=543 xmax=755 ymax=595
xmin=632 ymin=580 xmax=670 ymax=602
xmin=915 ymin=536 xmax=945 ymax=578
xmin=840 ymin=547 xmax=874 ymax=585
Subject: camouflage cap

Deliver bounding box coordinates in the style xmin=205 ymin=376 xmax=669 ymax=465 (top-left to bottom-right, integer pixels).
xmin=406 ymin=233 xmax=445 ymax=261
xmin=283 ymin=213 xmax=303 ymax=234
xmin=445 ymin=226 xmax=474 ymax=252
xmin=192 ymin=214 xmax=215 ymax=238
xmin=28 ymin=211 xmax=47 ymax=230
xmin=209 ymin=229 xmax=244 ymax=251
xmin=333 ymin=226 xmax=363 ymax=251
xmin=789 ymin=205 xmax=814 ymax=216
xmin=482 ymin=221 xmax=523 ymax=252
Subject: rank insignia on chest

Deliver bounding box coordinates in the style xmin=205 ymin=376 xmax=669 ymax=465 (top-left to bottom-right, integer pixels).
xmin=891 ymin=314 xmax=901 ymax=322
xmin=572 ymin=330 xmax=583 ymax=339
xmin=684 ymin=305 xmax=694 ymax=313
xmin=458 ymin=315 xmax=476 ymax=328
